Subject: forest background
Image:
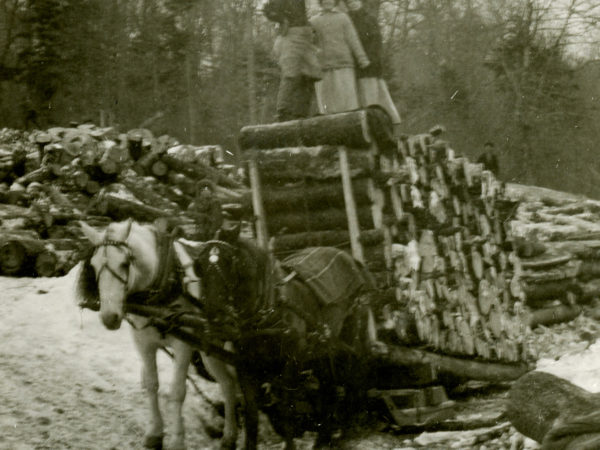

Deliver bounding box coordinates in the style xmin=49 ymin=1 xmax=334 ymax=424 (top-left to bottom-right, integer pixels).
xmin=1 ymin=0 xmax=600 ymax=197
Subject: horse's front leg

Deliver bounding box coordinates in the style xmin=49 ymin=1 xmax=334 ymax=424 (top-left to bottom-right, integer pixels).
xmin=202 ymin=353 xmax=238 ymax=450
xmin=167 ymin=339 xmax=193 ymax=450
xmin=237 ymin=371 xmax=259 ymax=450
xmin=132 ymin=328 xmax=164 ymax=449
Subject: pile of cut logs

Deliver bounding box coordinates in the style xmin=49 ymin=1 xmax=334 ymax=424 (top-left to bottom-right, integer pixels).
xmin=378 ymin=133 xmax=537 ymax=364
xmin=0 ymin=126 xmax=247 ymax=278
xmin=238 ymin=112 xmax=600 ymax=369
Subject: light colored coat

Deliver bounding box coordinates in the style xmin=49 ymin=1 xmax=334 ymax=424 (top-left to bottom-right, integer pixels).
xmin=310 ymin=9 xmax=369 ymax=70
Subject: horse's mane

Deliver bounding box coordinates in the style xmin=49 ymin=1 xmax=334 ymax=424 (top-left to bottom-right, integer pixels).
xmin=235 ymin=237 xmax=276 ymax=310
xmin=75 ymin=245 xmax=99 ymax=308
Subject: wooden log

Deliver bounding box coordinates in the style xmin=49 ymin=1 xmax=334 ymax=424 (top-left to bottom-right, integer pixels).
xmin=374 ymin=344 xmax=531 ymax=383
xmin=577 ymin=260 xmax=600 ymax=281
xmin=545 ymin=240 xmax=600 ymax=260
xmin=0 ymin=238 xmax=47 ymax=275
xmin=262 ymin=179 xmax=370 ymax=213
xmin=119 ymin=175 xmax=180 ymax=212
xmin=528 ymin=304 xmax=581 ymax=328
xmin=240 ymin=110 xmax=373 ymax=150
xmin=15 ymin=166 xmax=53 ymax=186
xmin=95 ymin=192 xmax=170 ymax=222
xmin=245 ymin=146 xmax=373 ymax=182
xmin=520 ymin=279 xmax=581 ymax=306
xmin=504 ymin=183 xmax=583 ymax=206
xmin=161 ymin=154 xmax=242 ymax=189
xmin=581 ymin=279 xmax=600 ymax=301
xmin=151 ymin=159 xmax=169 ymax=178
xmin=506 ymin=371 xmax=600 ymax=446
xmin=98 ymin=141 xmax=127 ymax=175
xmin=266 ymin=207 xmax=374 ymax=234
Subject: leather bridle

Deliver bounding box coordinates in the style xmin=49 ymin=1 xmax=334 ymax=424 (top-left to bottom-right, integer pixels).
xmin=93 ymin=219 xmax=134 ymax=288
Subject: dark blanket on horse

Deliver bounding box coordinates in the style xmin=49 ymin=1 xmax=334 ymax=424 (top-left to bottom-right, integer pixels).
xmin=281 ymin=247 xmax=372 ymax=306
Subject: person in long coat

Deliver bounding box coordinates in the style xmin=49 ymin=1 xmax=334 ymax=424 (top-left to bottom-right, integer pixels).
xmin=310 ymin=0 xmax=369 ymax=114
xmin=345 ymin=0 xmax=401 ymax=132
xmin=263 ymin=0 xmax=322 ymax=122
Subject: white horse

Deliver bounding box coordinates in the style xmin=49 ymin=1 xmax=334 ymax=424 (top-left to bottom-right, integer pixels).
xmin=77 ymin=220 xmax=239 ymax=450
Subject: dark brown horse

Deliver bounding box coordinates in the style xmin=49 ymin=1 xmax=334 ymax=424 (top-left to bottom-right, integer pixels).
xmin=192 ymin=225 xmax=380 ymax=450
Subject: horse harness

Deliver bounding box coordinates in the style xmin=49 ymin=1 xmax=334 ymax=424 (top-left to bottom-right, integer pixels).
xmin=91 ymin=220 xmax=200 ymax=311
xmin=197 ymin=239 xmax=359 ymax=360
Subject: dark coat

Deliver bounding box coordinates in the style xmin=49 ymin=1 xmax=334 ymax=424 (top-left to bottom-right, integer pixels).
xmin=347 ymin=7 xmax=383 ymax=78
xmin=263 ymin=0 xmax=308 ymax=27
xmin=477 ymin=152 xmax=499 ymax=176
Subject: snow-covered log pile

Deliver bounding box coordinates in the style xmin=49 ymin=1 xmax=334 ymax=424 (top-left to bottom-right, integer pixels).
xmin=0 ymin=126 xmax=248 ymax=277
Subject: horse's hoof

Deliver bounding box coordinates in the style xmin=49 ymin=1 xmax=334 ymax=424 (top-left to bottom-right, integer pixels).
xmin=143 ymin=433 xmax=164 ymax=449
xmin=200 ymin=415 xmax=224 ymax=439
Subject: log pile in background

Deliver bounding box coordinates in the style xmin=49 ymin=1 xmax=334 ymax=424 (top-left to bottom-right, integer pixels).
xmin=0 ymin=126 xmax=246 ymax=277
xmin=503 ymin=186 xmax=600 ymax=322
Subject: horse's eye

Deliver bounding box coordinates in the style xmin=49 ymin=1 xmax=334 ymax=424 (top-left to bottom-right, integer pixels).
xmin=120 ymin=262 xmax=129 ymax=270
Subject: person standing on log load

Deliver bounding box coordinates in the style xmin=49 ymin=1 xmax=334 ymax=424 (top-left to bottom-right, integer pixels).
xmin=310 ymin=0 xmax=370 ymax=114
xmin=344 ymin=0 xmax=402 ymax=136
xmin=477 ymin=141 xmax=500 ymax=177
xmin=263 ymin=0 xmax=322 ymax=122
xmin=186 ymin=180 xmax=223 ymax=241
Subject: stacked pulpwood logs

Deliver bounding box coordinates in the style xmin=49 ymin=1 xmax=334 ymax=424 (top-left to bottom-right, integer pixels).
xmin=0 ymin=126 xmax=247 ymax=278
xmin=240 ymin=110 xmax=397 ymax=297
xmin=384 ymin=132 xmax=537 ymax=364
xmin=240 ymin=112 xmax=546 ymax=367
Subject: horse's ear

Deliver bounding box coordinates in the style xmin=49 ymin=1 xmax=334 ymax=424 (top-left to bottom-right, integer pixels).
xmin=79 ymin=221 xmax=103 ymax=246
xmin=216 ymin=222 xmax=241 ymax=243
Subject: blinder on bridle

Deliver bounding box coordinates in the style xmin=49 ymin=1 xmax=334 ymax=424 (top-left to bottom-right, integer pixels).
xmin=195 ymin=239 xmax=239 ymax=283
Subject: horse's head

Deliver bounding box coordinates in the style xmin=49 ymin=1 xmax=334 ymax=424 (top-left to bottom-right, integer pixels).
xmin=78 ymin=220 xmax=159 ymax=330
xmin=193 ymin=224 xmax=270 ymax=327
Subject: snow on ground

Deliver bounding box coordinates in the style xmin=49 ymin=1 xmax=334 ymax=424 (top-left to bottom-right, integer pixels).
xmin=0 ymin=267 xmax=223 ymax=450
xmin=537 ymin=340 xmax=600 ymax=393
xmin=1 ymin=267 xmax=599 ymax=449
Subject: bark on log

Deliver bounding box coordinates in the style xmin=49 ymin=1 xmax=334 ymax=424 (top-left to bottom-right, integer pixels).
xmin=240 ymin=110 xmax=372 ymax=150
xmin=545 ymin=240 xmax=600 ymax=260
xmin=245 ymin=146 xmax=373 ymax=182
xmin=374 ymin=344 xmax=531 ymax=383
xmin=266 ymin=207 xmax=374 ymax=234
xmin=119 ymin=175 xmax=180 ymax=212
xmin=521 ymin=279 xmax=581 ymax=305
xmin=528 ymin=304 xmax=581 ymax=328
xmin=0 ymin=238 xmax=47 ymax=275
xmin=506 ymin=371 xmax=600 ymax=445
xmin=161 ymin=154 xmax=242 ymax=189
xmin=262 ymin=179 xmax=370 ymax=213
xmin=95 ymin=192 xmax=170 ymax=222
